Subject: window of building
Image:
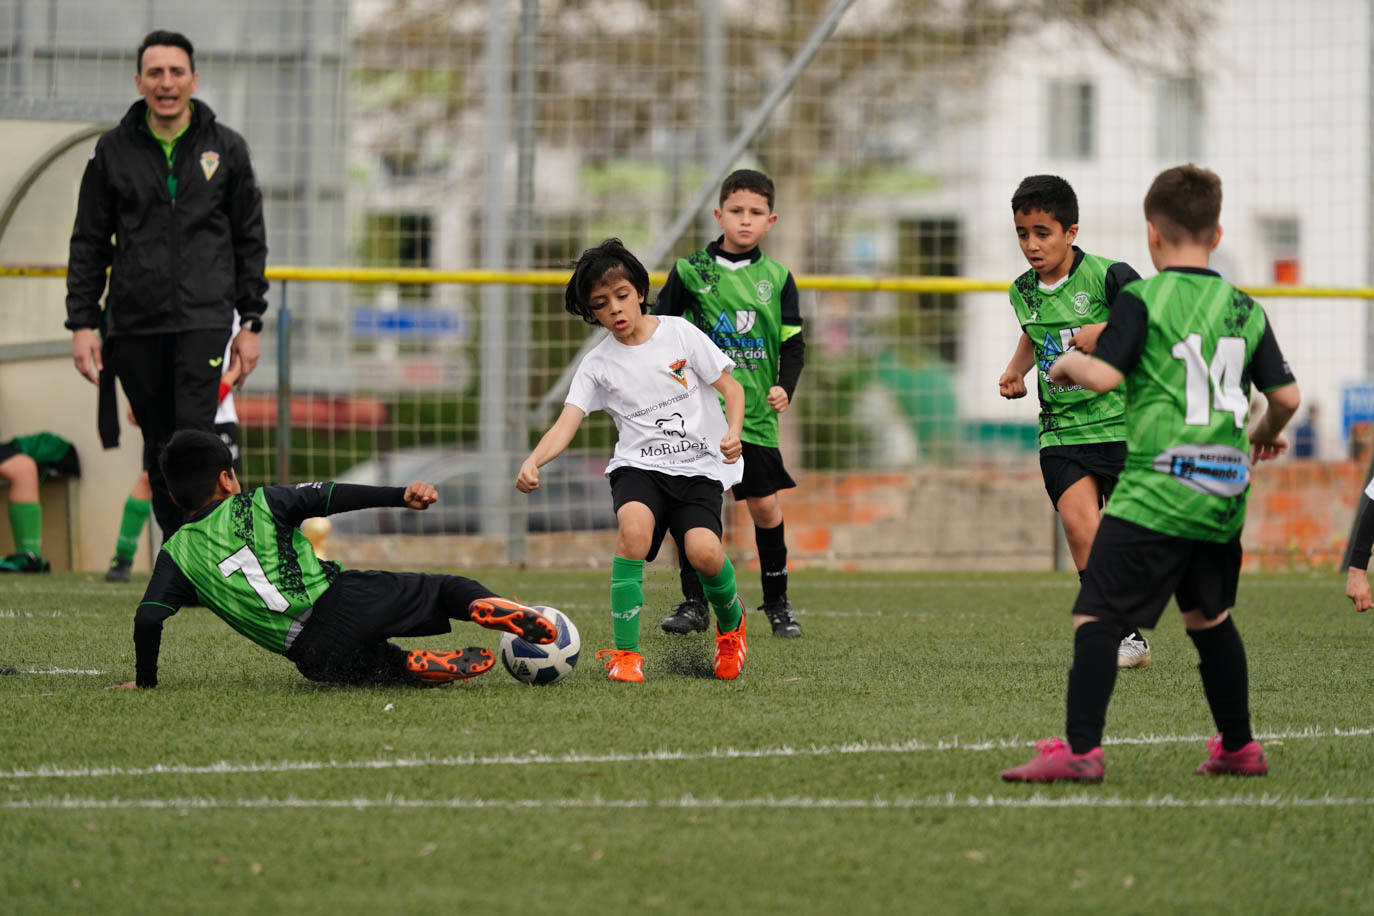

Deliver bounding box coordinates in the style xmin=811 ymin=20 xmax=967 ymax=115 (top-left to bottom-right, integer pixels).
xmin=1047 ymin=79 xmax=1095 ymax=160
xmin=897 ymin=217 xmax=962 ymax=363
xmin=1260 ymin=217 xmax=1301 ymax=285
xmin=1155 ymin=76 xmax=1205 ymax=160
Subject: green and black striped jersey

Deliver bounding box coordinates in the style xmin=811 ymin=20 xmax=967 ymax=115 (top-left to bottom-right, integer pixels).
xmin=1092 ymin=267 xmax=1296 ymax=542
xmin=132 ymin=482 xmax=408 ymax=686
xmin=1009 ymin=248 xmax=1139 ymax=447
xmin=657 ymin=239 xmax=803 ymax=448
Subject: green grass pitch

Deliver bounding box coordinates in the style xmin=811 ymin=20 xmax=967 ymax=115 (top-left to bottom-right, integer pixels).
xmin=2 ymin=569 xmax=1371 ymax=914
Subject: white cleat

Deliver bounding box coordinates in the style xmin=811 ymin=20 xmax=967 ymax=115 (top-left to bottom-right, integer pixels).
xmin=1117 ymin=633 xmax=1152 ymax=669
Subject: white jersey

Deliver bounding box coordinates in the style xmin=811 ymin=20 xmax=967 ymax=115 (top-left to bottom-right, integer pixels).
xmin=566 ymin=315 xmax=743 ymax=488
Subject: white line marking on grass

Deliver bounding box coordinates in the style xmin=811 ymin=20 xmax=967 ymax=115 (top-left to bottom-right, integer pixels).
xmin=3 ymin=726 xmax=1368 ymax=781
xmin=16 ymin=668 xmax=105 ymax=675
xmin=6 ymin=793 xmax=1374 ymax=811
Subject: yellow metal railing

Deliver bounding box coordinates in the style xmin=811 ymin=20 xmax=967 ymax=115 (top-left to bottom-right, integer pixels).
xmin=4 ymin=263 xmax=1374 ymax=298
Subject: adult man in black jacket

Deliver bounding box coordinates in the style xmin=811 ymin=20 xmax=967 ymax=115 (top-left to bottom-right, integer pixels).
xmin=66 ymin=30 xmax=268 ymax=542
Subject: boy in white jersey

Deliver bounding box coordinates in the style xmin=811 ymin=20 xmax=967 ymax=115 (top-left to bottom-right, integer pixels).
xmin=517 ymin=239 xmax=750 ymax=682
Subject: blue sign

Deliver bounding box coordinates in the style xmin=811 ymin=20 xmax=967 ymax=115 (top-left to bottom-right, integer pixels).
xmin=352 ymin=307 xmax=468 ymax=339
xmin=1341 ymin=382 xmax=1374 ymax=442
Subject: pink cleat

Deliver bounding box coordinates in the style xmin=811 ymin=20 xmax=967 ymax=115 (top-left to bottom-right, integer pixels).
xmin=1002 ymin=738 xmax=1104 ymax=783
xmin=1195 ymin=734 xmax=1268 ymax=776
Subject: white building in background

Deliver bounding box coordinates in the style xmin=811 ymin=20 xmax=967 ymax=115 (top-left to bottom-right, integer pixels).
xmin=900 ymin=0 xmax=1370 ymax=461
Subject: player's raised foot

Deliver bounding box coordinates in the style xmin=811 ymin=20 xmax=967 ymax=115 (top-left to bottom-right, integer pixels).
xmin=0 ymin=551 xmax=49 ymax=574
xmin=404 ymin=647 xmax=495 ymax=684
xmin=1195 ymin=734 xmax=1268 ymax=776
xmin=1001 ymin=738 xmax=1104 ymax=783
xmin=660 ymin=598 xmax=709 ymax=634
xmin=713 ymin=609 xmax=748 ymax=680
xmin=1117 ymin=632 xmax=1151 ymax=669
xmin=595 ymin=649 xmax=644 ymax=682
xmin=105 ymin=555 xmax=133 ymax=582
xmin=469 ymin=597 xmax=557 ymax=644
xmin=759 ymin=598 xmax=802 ymax=638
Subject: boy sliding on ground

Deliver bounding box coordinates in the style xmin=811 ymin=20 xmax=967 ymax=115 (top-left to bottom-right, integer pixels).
xmin=110 ymin=429 xmax=558 ymax=689
xmin=1002 ymin=164 xmax=1300 ymax=782
xmin=517 ymin=238 xmax=750 ymax=682
xmin=999 ymin=174 xmax=1151 ymax=669
xmin=656 ymin=169 xmax=805 ymax=638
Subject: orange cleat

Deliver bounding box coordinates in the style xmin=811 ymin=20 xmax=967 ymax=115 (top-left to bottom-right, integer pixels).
xmin=405 ymin=647 xmax=495 ymax=684
xmin=713 ymin=610 xmax=748 ymax=680
xmin=595 ymin=648 xmax=644 ymax=682
xmin=469 ymin=597 xmax=557 ymax=644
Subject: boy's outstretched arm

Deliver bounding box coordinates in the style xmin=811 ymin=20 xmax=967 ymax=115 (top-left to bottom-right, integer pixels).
xmin=1047 ymin=349 xmax=1123 ymax=393
xmin=712 ymin=371 xmax=745 ymax=463
xmin=1346 ymin=497 xmax=1374 ymax=612
xmin=1249 ymin=382 xmax=1300 ymax=464
xmin=265 ymin=481 xmax=437 ymax=528
xmin=108 ymin=551 xmax=197 ymax=690
xmin=999 ymin=332 xmax=1035 ymax=398
xmin=517 ymin=405 xmax=586 ymax=492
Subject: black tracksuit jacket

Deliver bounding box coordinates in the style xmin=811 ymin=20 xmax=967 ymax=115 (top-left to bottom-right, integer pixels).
xmin=64 ymin=98 xmax=268 ymax=337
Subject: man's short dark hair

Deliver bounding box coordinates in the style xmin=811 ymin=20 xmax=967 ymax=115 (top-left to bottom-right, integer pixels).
xmin=138 ymin=30 xmax=195 ymax=73
xmin=564 ymin=238 xmax=651 ymax=325
xmin=160 ymin=429 xmax=233 ymax=510
xmin=1144 ymin=164 xmax=1222 ymax=245
xmin=1011 ymin=175 xmax=1079 ymax=230
xmin=719 ymin=169 xmax=775 ymax=210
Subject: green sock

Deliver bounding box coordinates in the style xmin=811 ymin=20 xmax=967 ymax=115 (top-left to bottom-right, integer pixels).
xmin=8 ymin=502 xmax=42 ymax=555
xmin=610 ymin=556 xmax=645 ymax=651
xmin=699 ymin=555 xmax=743 ymax=633
xmin=114 ymin=497 xmax=152 ymax=560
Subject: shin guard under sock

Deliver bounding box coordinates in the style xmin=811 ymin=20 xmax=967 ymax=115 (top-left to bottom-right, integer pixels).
xmin=115 ymin=497 xmax=152 ymax=560
xmin=699 ymin=555 xmax=743 ymax=632
xmin=756 ymin=521 xmax=789 ymax=604
xmin=610 ymin=556 xmax=645 ymax=651
xmin=1066 ymin=620 xmax=1121 ymax=755
xmin=1188 ymin=616 xmax=1253 ymax=751
xmin=8 ymin=502 xmax=41 ymax=555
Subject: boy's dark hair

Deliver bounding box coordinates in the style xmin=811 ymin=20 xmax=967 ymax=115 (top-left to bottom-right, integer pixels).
xmin=1011 ymin=175 xmax=1078 ymax=230
xmin=160 ymin=430 xmax=233 ymax=510
xmin=1144 ymin=164 xmax=1222 ymax=244
xmin=138 ymin=30 xmax=196 ymax=73
xmin=564 ymin=238 xmax=651 ymax=325
xmin=719 ymin=169 xmax=775 ymax=210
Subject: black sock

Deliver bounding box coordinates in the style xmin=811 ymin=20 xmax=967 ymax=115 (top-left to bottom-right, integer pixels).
xmin=1066 ymin=620 xmax=1120 ymax=755
xmin=755 ymin=521 xmax=788 ymax=604
xmin=1187 ymin=616 xmax=1252 ymax=752
xmin=675 ymin=534 xmax=706 ymax=604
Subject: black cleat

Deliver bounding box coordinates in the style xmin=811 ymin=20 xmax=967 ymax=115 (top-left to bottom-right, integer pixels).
xmin=106 ymin=556 xmax=133 ymax=582
xmin=0 ymin=552 xmax=50 ymax=574
xmin=759 ymin=598 xmax=802 ymax=638
xmin=661 ymin=598 xmax=709 ymax=634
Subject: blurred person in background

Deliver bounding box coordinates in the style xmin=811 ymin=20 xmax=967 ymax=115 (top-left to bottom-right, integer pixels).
xmin=66 ymin=29 xmax=267 ymax=544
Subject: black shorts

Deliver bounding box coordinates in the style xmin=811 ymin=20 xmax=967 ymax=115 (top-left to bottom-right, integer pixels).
xmin=1040 ymin=442 xmax=1126 ymax=508
xmin=215 ymin=421 xmax=242 ymax=474
xmin=609 ymin=467 xmax=723 ymax=563
xmin=0 ymin=442 xmax=17 ymax=465
xmin=1073 ymin=515 xmax=1242 ymax=629
xmin=284 ymin=570 xmax=494 ymax=685
xmin=731 ymin=442 xmax=797 ymax=500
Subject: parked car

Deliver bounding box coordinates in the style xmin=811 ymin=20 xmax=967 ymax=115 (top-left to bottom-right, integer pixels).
xmin=326 ymin=448 xmax=616 ymax=535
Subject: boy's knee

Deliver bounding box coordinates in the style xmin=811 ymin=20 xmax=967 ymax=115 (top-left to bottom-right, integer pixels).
xmin=683 ymin=530 xmax=724 ymax=576
xmin=0 ymin=452 xmax=38 ymax=485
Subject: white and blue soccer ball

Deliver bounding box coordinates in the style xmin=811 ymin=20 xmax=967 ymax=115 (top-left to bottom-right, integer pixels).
xmin=499 ymin=606 xmax=580 ymax=685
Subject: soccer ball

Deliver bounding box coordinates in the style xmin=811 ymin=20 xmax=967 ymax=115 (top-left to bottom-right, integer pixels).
xmin=499 ymin=607 xmax=580 ymax=685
